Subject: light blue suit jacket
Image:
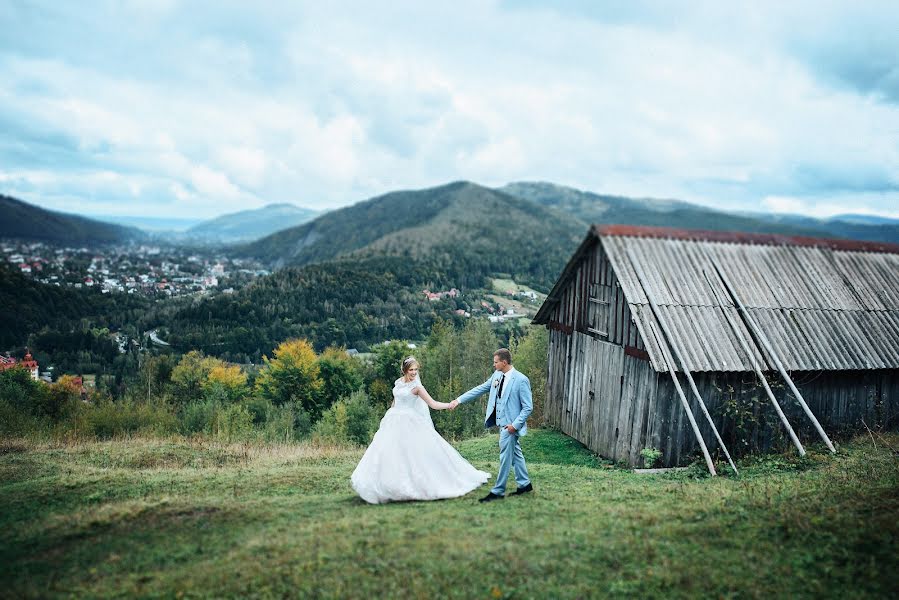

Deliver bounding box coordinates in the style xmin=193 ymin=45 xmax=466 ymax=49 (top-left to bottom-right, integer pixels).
xmin=457 ymin=368 xmax=533 ymax=436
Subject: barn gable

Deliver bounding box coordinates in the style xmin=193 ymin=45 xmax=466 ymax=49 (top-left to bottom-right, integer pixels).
xmin=536 ymin=225 xmax=899 ymax=373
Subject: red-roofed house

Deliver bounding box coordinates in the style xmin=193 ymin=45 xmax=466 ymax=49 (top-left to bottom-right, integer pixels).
xmin=0 ymin=352 xmax=39 ymax=381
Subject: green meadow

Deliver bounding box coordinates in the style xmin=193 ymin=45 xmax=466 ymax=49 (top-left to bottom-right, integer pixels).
xmin=2 ymin=429 xmax=897 ymax=599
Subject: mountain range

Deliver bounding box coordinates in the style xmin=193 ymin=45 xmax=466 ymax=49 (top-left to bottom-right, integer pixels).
xmin=3 ymin=184 xmax=897 ymax=249
xmin=5 ymin=181 xmax=899 ymax=355
xmin=186 ymin=203 xmax=320 ymax=242
xmin=240 ymin=181 xmax=584 ymax=288
xmin=0 ymin=194 xmax=144 ymax=245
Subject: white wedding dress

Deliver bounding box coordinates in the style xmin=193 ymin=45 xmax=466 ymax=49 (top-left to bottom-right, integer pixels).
xmin=351 ymin=376 xmax=490 ymax=504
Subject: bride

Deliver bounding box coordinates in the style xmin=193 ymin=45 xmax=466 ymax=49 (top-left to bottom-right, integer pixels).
xmin=351 ymin=356 xmax=490 ymax=503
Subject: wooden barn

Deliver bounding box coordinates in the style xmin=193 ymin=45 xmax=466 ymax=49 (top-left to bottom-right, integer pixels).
xmin=533 ymin=225 xmax=899 ymax=471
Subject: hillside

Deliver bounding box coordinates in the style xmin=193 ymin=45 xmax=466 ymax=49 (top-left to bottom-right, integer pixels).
xmin=159 ymin=255 xmax=448 ymax=360
xmin=0 ymin=262 xmax=148 ymax=370
xmin=758 ymin=213 xmax=899 ymax=243
xmin=501 ymin=182 xmax=836 ymax=238
xmin=0 ymin=194 xmax=143 ymax=244
xmin=187 ymin=203 xmax=320 ymax=242
xmin=2 ymin=432 xmax=896 ymax=598
xmin=240 ymin=181 xmax=585 ymax=289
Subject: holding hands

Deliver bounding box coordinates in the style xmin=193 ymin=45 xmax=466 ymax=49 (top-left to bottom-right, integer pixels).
xmin=448 ymin=399 xmax=460 ymax=410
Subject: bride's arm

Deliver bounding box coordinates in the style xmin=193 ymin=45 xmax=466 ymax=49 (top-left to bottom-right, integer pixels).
xmin=413 ymin=385 xmax=450 ymax=410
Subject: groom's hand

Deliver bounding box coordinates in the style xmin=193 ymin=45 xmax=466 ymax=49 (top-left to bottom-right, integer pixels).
xmin=505 ymin=424 xmax=517 ymax=433
xmin=448 ymin=399 xmax=460 ymax=410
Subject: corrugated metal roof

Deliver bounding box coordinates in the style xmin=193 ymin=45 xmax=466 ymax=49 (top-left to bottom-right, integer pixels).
xmin=599 ymin=228 xmax=899 ymax=373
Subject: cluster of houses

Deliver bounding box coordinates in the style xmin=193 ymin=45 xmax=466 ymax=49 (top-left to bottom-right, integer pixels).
xmin=0 ymin=350 xmax=94 ymax=396
xmin=422 ymin=288 xmax=459 ymax=301
xmin=504 ymin=288 xmax=539 ymax=301
xmin=2 ymin=240 xmax=267 ymax=298
xmin=0 ymin=352 xmax=40 ymax=380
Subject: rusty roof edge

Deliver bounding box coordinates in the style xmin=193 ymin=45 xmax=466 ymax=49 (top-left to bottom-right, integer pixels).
xmin=594 ymin=224 xmax=899 ymax=255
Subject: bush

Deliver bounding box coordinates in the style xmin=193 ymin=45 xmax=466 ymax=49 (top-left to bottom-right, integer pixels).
xmin=0 ymin=398 xmax=46 ymax=436
xmin=261 ymin=400 xmax=312 ymax=443
xmin=510 ymin=326 xmax=548 ymax=425
xmin=316 ymin=347 xmax=364 ymax=413
xmin=213 ymin=403 xmax=254 ymax=442
xmin=75 ymin=399 xmax=178 ymax=439
xmin=313 ymin=390 xmax=376 ymax=445
xmin=179 ymin=399 xmax=218 ymax=435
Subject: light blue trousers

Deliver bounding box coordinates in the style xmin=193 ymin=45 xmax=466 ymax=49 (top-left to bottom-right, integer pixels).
xmin=491 ymin=427 xmax=530 ymax=495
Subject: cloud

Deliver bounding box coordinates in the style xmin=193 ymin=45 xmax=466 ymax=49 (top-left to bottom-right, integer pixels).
xmin=0 ymin=0 xmax=897 ymax=220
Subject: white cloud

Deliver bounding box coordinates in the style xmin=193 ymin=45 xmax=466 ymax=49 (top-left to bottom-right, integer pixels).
xmin=0 ymin=0 xmax=897 ymax=219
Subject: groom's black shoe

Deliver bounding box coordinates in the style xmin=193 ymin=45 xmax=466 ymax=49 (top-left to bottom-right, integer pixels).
xmin=479 ymin=492 xmax=504 ymax=503
xmin=512 ymin=483 xmax=533 ymax=496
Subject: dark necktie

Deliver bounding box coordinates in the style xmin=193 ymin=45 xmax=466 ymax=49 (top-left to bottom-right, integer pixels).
xmin=497 ymin=374 xmax=505 ymax=399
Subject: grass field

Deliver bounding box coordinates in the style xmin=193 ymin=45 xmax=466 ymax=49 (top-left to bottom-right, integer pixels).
xmin=2 ymin=429 xmax=897 ymax=598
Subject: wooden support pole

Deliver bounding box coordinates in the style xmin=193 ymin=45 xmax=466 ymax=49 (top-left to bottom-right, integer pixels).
xmin=648 ymin=321 xmax=717 ymax=476
xmin=702 ymin=269 xmax=806 ymax=456
xmin=627 ymin=249 xmax=738 ymax=475
xmin=710 ymin=263 xmax=836 ymax=454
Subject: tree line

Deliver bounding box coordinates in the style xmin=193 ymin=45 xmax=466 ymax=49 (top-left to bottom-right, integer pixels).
xmin=1 ymin=320 xmax=549 ymax=447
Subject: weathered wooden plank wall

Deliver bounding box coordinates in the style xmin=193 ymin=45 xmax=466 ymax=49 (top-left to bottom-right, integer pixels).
xmin=652 ymin=369 xmax=899 ymax=466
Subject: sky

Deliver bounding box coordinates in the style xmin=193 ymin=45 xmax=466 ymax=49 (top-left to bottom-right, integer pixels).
xmin=1 ymin=1 xmax=898 ymax=220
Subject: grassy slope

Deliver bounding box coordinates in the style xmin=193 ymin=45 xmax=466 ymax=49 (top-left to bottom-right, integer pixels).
xmin=1 ymin=430 xmax=897 ymax=599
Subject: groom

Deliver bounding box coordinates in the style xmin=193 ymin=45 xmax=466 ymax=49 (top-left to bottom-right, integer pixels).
xmin=449 ymin=348 xmax=533 ymax=502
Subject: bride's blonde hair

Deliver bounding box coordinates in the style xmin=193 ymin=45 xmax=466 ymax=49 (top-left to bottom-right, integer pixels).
xmin=401 ymin=356 xmax=420 ymax=375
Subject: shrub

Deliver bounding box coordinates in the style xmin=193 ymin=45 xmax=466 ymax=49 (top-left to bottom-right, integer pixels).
xmin=203 ymin=363 xmax=248 ymax=404
xmin=313 ymin=390 xmax=376 ymax=445
xmin=213 ymin=403 xmax=254 ymax=442
xmin=510 ymin=325 xmax=548 ymax=425
xmin=171 ymin=350 xmax=218 ymax=404
xmin=0 ymin=398 xmax=46 ymax=436
xmin=316 ymin=346 xmax=364 ymax=413
xmin=179 ymin=399 xmax=218 ymax=435
xmin=260 ymin=400 xmax=312 ymax=443
xmin=75 ymin=399 xmax=178 ymax=439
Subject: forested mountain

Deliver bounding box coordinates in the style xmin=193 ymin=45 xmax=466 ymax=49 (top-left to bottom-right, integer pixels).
xmin=755 ymin=213 xmax=899 ymax=243
xmin=500 ymin=182 xmax=830 ymax=238
xmin=240 ymin=181 xmax=585 ymax=290
xmin=162 ymin=182 xmax=587 ymax=356
xmin=0 ymin=262 xmax=149 ymax=374
xmin=160 ymin=256 xmax=455 ymax=360
xmin=0 ymin=194 xmax=144 ymax=244
xmin=187 ymin=203 xmax=320 ymax=242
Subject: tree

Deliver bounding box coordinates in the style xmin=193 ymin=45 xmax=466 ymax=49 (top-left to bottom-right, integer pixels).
xmin=422 ymin=319 xmax=498 ymax=439
xmin=316 ymin=347 xmax=363 ymax=413
xmin=366 ymin=340 xmax=409 ymax=408
xmin=171 ymin=350 xmax=218 ymax=404
xmin=510 ymin=325 xmax=548 ymax=425
xmin=255 ymin=338 xmax=324 ymax=416
xmin=203 ymin=363 xmax=248 ymax=404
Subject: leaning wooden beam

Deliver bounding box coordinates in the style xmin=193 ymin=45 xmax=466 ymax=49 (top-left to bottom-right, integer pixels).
xmin=648 ymin=321 xmax=717 ymax=476
xmin=702 ymin=269 xmax=806 ymax=456
xmin=626 ymin=249 xmax=738 ymax=475
xmin=710 ymin=262 xmax=836 ymax=454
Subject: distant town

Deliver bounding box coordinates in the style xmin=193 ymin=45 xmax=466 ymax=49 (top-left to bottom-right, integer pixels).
xmin=1 ymin=239 xmax=269 ymax=298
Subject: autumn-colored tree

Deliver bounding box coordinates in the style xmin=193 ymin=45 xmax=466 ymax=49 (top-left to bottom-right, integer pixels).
xmin=171 ymin=351 xmax=219 ymax=404
xmin=203 ymin=363 xmax=248 ymax=404
xmin=255 ymin=338 xmax=324 ymax=416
